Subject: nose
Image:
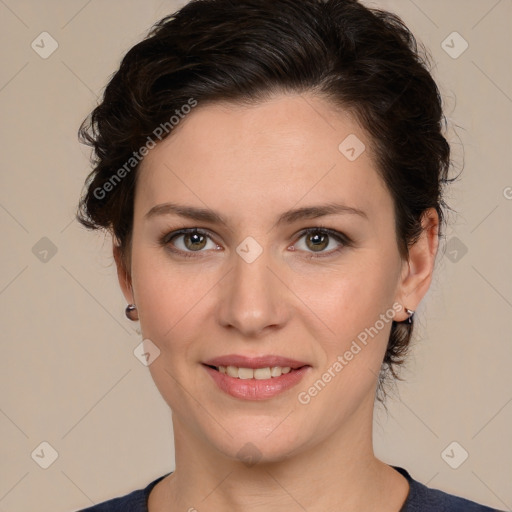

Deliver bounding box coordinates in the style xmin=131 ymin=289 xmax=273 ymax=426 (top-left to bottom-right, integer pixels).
xmin=216 ymin=246 xmax=291 ymax=338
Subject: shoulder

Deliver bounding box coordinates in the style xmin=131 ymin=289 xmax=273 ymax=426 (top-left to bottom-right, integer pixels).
xmin=394 ymin=467 xmax=503 ymax=512
xmin=75 ymin=473 xmax=170 ymax=512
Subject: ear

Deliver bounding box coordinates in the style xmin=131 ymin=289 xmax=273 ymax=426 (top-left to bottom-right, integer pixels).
xmin=113 ymin=243 xmax=134 ymax=304
xmin=395 ymin=208 xmax=439 ymax=321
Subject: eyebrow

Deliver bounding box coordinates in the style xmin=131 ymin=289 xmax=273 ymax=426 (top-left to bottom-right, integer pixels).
xmin=144 ymin=201 xmax=368 ymax=226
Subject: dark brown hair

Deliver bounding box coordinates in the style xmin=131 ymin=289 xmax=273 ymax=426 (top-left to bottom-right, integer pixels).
xmin=77 ymin=0 xmax=452 ymax=399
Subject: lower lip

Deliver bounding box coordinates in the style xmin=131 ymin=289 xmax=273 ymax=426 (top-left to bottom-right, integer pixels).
xmin=203 ymin=365 xmax=310 ymax=400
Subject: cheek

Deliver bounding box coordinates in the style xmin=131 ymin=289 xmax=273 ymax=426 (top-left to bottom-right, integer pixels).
xmin=292 ymin=253 xmax=400 ymax=343
xmin=293 ymin=255 xmax=401 ymax=413
xmin=130 ymin=249 xmax=213 ymax=415
xmin=130 ymin=247 xmax=205 ymax=354
xmin=292 ymin=259 xmax=399 ymax=418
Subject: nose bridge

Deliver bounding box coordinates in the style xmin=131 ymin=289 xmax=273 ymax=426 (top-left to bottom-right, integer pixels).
xmin=217 ymin=241 xmax=288 ymax=336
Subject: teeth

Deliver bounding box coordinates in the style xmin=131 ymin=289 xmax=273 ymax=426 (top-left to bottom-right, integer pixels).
xmin=217 ymin=365 xmax=293 ymax=379
xmin=238 ymin=367 xmax=254 ymax=380
xmin=226 ymin=365 xmax=238 ymax=378
xmin=270 ymin=366 xmax=282 ymax=377
xmin=254 ymin=367 xmax=271 ymax=379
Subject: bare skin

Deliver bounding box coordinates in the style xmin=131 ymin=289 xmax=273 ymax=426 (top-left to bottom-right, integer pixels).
xmin=114 ymin=93 xmax=439 ymax=511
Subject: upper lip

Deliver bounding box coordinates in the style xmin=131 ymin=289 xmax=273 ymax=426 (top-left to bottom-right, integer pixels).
xmin=203 ymin=354 xmax=309 ymax=369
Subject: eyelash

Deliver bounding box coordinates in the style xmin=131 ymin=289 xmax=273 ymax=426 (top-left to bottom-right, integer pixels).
xmin=159 ymin=227 xmax=352 ymax=260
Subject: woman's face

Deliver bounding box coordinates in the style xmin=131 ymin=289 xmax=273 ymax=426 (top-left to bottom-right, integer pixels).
xmin=120 ymin=93 xmax=418 ymax=463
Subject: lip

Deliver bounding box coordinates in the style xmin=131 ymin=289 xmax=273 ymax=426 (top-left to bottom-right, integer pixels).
xmin=203 ymin=354 xmax=308 ymax=369
xmin=202 ymin=354 xmax=311 ymax=401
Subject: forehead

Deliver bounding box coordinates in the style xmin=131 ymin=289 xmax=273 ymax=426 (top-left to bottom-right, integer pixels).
xmin=135 ymin=93 xmax=392 ymax=226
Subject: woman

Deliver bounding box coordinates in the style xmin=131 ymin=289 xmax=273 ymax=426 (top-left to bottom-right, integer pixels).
xmin=75 ymin=0 xmax=503 ymax=510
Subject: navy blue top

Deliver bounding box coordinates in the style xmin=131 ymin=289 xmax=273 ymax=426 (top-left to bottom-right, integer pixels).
xmin=77 ymin=466 xmax=503 ymax=511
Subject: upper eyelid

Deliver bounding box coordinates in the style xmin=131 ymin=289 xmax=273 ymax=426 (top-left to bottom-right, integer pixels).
xmin=164 ymin=227 xmax=219 ymax=244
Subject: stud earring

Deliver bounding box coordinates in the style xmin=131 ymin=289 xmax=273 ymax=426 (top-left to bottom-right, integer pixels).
xmin=404 ymin=308 xmax=415 ymax=324
xmin=125 ymin=304 xmax=139 ymax=321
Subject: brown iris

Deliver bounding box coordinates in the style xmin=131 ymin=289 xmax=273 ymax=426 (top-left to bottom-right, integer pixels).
xmin=184 ymin=231 xmax=207 ymax=251
xmin=305 ymin=231 xmax=329 ymax=252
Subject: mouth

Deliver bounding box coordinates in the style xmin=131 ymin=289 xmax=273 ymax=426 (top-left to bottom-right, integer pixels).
xmin=202 ymin=355 xmax=311 ymax=400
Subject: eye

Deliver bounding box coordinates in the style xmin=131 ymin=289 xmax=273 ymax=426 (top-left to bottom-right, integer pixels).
xmin=161 ymin=228 xmax=221 ymax=257
xmin=290 ymin=227 xmax=350 ymax=257
xmin=160 ymin=226 xmax=351 ymax=259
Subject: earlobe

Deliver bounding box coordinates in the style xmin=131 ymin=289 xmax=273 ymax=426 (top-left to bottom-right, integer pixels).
xmin=113 ymin=243 xmax=134 ymax=304
xmin=395 ymin=208 xmax=439 ymax=321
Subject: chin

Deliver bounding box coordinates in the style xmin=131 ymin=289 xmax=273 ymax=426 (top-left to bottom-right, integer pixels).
xmin=205 ymin=419 xmax=308 ymax=466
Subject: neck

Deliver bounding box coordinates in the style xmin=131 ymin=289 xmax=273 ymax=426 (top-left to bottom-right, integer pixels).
xmin=153 ymin=395 xmax=409 ymax=512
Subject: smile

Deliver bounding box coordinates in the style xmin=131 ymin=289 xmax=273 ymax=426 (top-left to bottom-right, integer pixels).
xmin=202 ymin=357 xmax=310 ymax=400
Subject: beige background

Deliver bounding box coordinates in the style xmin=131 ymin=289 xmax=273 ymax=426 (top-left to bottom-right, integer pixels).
xmin=0 ymin=0 xmax=511 ymax=510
